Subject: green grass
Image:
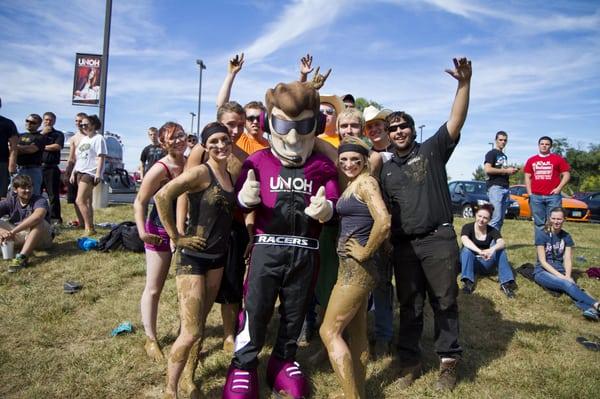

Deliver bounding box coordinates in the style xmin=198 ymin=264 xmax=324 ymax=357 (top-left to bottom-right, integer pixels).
xmin=0 ymin=203 xmax=599 ymax=398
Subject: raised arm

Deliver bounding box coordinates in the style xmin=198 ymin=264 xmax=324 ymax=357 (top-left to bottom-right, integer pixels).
xmin=298 ymin=53 xmax=313 ymax=83
xmin=216 ymin=53 xmax=244 ymax=109
xmin=445 ymin=57 xmax=472 ymax=141
xmin=345 ymin=176 xmax=391 ymax=262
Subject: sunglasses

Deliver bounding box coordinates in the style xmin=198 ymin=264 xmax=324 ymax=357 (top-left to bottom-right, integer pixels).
xmin=25 ymin=119 xmax=38 ymax=124
xmin=187 ymin=138 xmax=197 ymax=143
xmin=271 ymin=115 xmax=315 ymax=135
xmin=246 ymin=115 xmax=260 ymax=123
xmin=320 ymin=108 xmax=335 ymax=116
xmin=387 ymin=122 xmax=411 ymax=133
xmin=80 ymin=123 xmax=90 ymax=128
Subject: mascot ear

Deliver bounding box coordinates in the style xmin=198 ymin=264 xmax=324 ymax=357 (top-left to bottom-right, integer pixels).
xmin=260 ymin=110 xmax=270 ymax=134
xmin=316 ymin=112 xmax=326 ymax=135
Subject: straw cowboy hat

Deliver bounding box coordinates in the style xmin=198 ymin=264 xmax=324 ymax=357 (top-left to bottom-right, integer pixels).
xmin=363 ymin=105 xmax=392 ymax=124
xmin=319 ymin=94 xmax=345 ymax=116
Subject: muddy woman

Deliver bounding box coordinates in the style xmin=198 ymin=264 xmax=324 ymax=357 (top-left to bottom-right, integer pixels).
xmin=319 ymin=136 xmax=391 ymax=399
xmin=155 ymin=122 xmax=237 ymax=399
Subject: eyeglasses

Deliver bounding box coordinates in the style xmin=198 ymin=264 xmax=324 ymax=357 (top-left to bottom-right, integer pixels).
xmin=387 ymin=122 xmax=411 ymax=133
xmin=246 ymin=115 xmax=260 ymax=123
xmin=271 ymin=115 xmax=315 ymax=135
xmin=320 ymin=108 xmax=335 ymax=116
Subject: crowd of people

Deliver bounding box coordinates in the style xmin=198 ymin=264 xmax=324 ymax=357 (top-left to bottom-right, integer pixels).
xmin=0 ymin=53 xmax=598 ymax=399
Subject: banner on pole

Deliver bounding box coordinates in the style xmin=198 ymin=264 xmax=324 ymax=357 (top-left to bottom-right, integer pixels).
xmin=72 ymin=53 xmax=102 ymax=106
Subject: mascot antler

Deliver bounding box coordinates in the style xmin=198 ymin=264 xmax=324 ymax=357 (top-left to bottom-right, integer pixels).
xmin=309 ymin=66 xmax=332 ymax=90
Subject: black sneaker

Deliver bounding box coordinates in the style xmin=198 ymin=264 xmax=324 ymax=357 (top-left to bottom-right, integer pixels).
xmin=462 ymin=280 xmax=474 ymax=294
xmin=500 ymin=282 xmax=516 ymax=298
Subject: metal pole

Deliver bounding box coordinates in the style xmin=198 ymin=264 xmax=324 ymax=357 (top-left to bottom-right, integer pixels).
xmin=190 ymin=112 xmax=196 ymax=134
xmin=196 ymin=59 xmax=206 ymax=136
xmin=98 ymin=0 xmax=112 ymax=134
xmin=418 ymin=124 xmax=425 ymax=142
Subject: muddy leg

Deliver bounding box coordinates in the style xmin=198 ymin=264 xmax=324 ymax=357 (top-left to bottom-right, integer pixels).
xmin=320 ymin=284 xmax=369 ymax=399
xmin=347 ymin=297 xmax=369 ymax=399
xmin=165 ymin=275 xmax=205 ymax=398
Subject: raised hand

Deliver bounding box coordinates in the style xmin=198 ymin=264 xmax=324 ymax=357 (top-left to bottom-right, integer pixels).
xmin=175 ymin=235 xmax=207 ymax=251
xmin=310 ymin=66 xmax=332 ymax=90
xmin=300 ymin=53 xmax=314 ymax=75
xmin=445 ymin=57 xmax=472 ymax=83
xmin=304 ymin=186 xmax=333 ymax=222
xmin=229 ymin=53 xmax=244 ymax=75
xmin=238 ymin=169 xmax=261 ymax=207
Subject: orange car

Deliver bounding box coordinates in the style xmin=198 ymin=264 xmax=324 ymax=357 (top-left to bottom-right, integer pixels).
xmin=509 ymin=185 xmax=591 ymax=222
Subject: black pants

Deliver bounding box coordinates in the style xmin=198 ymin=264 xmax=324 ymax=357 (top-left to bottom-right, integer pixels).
xmin=42 ymin=165 xmax=61 ymax=222
xmin=233 ymin=243 xmax=317 ymax=369
xmin=393 ymin=225 xmax=462 ymax=362
xmin=215 ymin=221 xmax=248 ymax=304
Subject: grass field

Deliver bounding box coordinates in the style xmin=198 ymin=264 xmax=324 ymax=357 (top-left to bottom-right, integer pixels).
xmin=0 ymin=203 xmax=599 ymax=398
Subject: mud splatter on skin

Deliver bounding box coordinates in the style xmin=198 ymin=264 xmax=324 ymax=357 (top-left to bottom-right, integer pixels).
xmin=321 ymin=285 xmax=370 ymax=399
xmin=337 ymin=256 xmax=377 ymax=290
xmin=165 ymin=275 xmax=205 ymax=397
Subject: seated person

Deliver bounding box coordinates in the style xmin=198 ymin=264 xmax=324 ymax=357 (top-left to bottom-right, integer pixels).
xmin=460 ymin=204 xmax=517 ymax=297
xmin=534 ymin=207 xmax=600 ymax=321
xmin=0 ymin=174 xmax=54 ymax=272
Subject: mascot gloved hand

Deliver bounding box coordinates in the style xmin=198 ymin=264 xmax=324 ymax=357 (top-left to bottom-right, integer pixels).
xmin=238 ymin=169 xmax=261 ymax=207
xmin=304 ymin=186 xmax=333 ymax=222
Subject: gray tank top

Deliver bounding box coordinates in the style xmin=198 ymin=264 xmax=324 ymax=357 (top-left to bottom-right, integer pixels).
xmin=336 ymin=193 xmax=373 ymax=255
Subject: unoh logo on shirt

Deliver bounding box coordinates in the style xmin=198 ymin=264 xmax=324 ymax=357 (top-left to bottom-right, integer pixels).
xmin=269 ymin=176 xmax=313 ymax=195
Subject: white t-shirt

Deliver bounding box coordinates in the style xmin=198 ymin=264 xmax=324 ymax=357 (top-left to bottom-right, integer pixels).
xmin=74 ymin=134 xmax=107 ymax=176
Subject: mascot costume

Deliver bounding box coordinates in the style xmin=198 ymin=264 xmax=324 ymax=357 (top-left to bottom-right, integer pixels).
xmin=223 ymin=71 xmax=339 ymax=399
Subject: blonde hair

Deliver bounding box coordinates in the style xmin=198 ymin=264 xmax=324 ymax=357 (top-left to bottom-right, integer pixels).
xmin=338 ymin=136 xmax=371 ymax=199
xmin=337 ymin=107 xmax=364 ymax=133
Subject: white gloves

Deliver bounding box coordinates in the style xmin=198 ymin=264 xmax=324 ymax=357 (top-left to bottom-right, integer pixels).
xmin=304 ymin=186 xmax=333 ymax=223
xmin=238 ymin=169 xmax=261 ymax=207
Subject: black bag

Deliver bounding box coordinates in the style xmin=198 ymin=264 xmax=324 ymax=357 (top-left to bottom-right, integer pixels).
xmin=97 ymin=221 xmax=144 ymax=253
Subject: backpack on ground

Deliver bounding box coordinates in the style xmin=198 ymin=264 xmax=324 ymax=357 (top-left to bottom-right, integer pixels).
xmin=97 ymin=221 xmax=144 ymax=253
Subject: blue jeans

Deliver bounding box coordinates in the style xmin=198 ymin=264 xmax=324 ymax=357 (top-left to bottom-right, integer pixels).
xmin=529 ymin=194 xmax=562 ymax=232
xmin=371 ymin=247 xmax=393 ymax=342
xmin=534 ymin=264 xmax=598 ymax=311
xmin=487 ymin=185 xmax=509 ymax=232
xmin=16 ymin=166 xmax=43 ymax=195
xmin=460 ymin=246 xmax=514 ymax=285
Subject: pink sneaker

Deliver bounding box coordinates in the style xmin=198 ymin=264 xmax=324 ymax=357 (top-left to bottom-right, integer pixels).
xmin=222 ymin=366 xmax=258 ymax=399
xmin=266 ymin=356 xmax=310 ymax=398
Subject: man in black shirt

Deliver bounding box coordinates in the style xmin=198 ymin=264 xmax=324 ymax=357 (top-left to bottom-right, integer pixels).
xmin=484 ymin=131 xmax=518 ymax=232
xmin=16 ymin=114 xmax=46 ymax=195
xmin=139 ymin=127 xmax=165 ymax=180
xmin=0 ymin=98 xmax=19 ymax=198
xmin=41 ymin=112 xmax=65 ymax=223
xmin=380 ymin=57 xmax=472 ymax=391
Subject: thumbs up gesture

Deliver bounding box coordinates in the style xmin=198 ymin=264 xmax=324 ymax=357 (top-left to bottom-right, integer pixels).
xmin=238 ymin=169 xmax=261 ymax=207
xmin=304 ymin=186 xmax=333 ymax=222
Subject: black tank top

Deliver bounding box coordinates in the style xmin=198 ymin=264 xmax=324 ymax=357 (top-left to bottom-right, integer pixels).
xmin=336 ymin=193 xmax=373 ymax=254
xmin=147 ymin=161 xmax=176 ymax=227
xmin=183 ymin=164 xmax=236 ymax=257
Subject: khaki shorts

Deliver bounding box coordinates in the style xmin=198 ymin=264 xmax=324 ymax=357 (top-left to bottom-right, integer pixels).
xmin=0 ymin=220 xmax=54 ymax=250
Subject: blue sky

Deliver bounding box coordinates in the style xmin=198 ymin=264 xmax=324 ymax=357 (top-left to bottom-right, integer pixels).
xmin=1 ymin=0 xmax=599 ymax=179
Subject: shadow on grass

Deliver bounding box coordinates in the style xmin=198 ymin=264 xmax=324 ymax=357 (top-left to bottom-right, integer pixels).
xmin=459 ymin=293 xmax=557 ymax=382
xmin=32 ymin=239 xmax=83 ymax=265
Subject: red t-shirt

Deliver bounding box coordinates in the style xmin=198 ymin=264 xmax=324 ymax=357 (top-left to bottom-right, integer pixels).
xmin=524 ymin=153 xmax=570 ymax=195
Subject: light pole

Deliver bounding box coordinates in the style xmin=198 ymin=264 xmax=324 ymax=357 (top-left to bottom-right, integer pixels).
xmin=196 ymin=59 xmax=206 ymax=136
xmin=488 ymin=142 xmax=494 ymax=149
xmin=418 ymin=124 xmax=425 ymax=142
xmin=189 ymin=112 xmax=196 ymax=134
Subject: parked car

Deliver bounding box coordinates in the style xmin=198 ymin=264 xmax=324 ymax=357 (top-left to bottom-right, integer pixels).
xmin=573 ymin=192 xmax=600 ymax=223
xmin=448 ymin=180 xmax=519 ymax=219
xmin=509 ymin=185 xmax=590 ymax=222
